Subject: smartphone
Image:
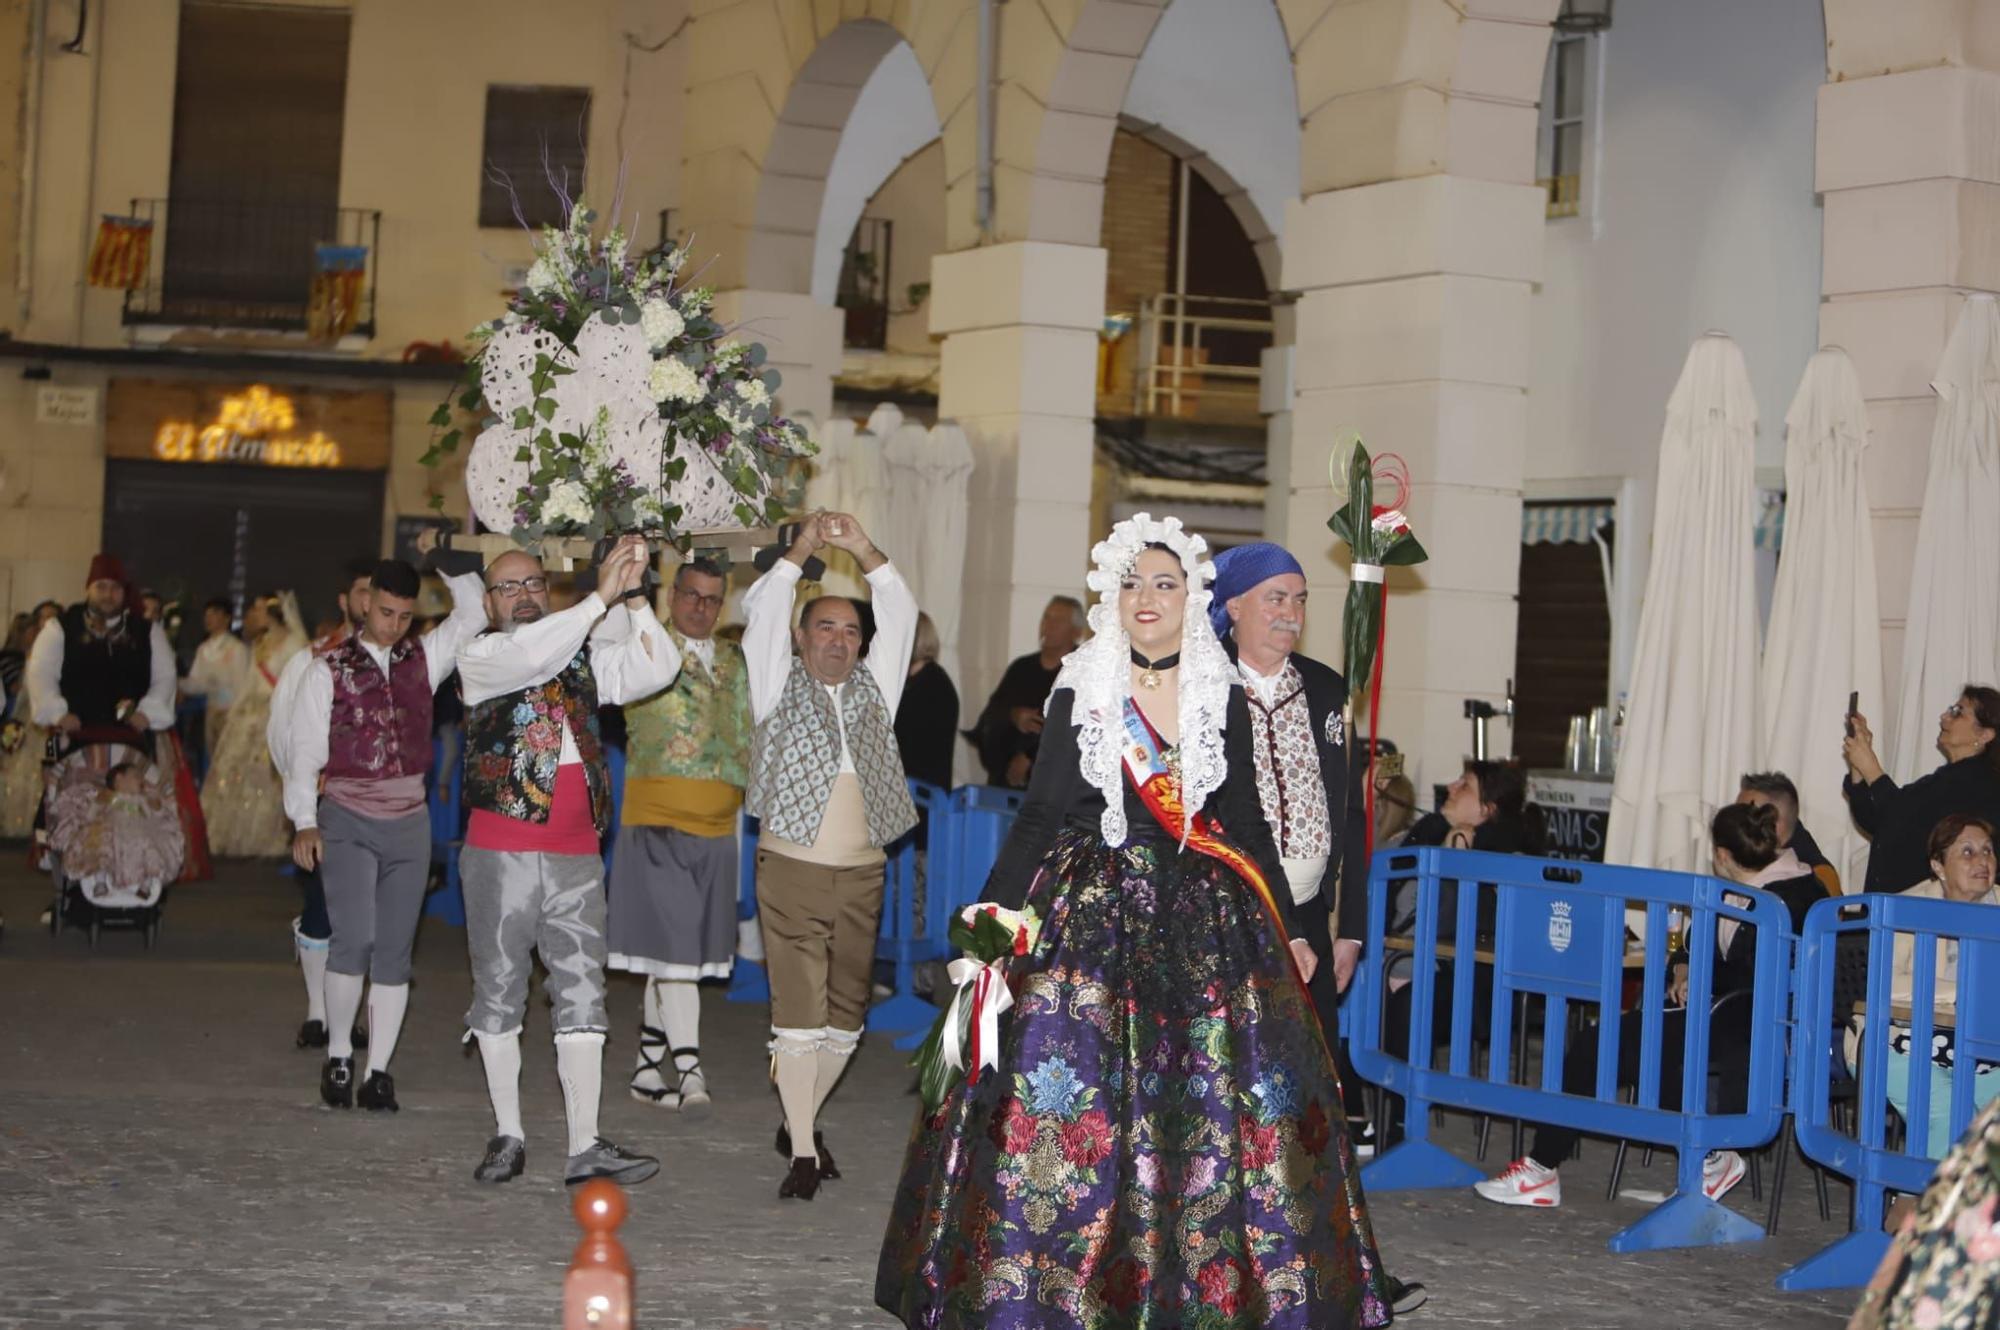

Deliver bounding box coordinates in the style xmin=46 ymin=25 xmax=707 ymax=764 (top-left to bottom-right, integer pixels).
xmin=1845 ymin=690 xmax=1859 ymax=738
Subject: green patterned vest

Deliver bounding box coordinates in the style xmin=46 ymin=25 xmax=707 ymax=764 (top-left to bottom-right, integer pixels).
xmin=624 ymin=631 xmax=751 ymax=787
xmin=463 ymin=646 xmax=611 ymax=832
xmin=746 ymin=660 xmax=917 ymax=847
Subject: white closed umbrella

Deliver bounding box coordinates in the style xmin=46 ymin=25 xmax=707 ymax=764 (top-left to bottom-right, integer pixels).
xmin=1886 ymin=295 xmax=2000 ymax=784
xmin=1760 ymin=347 xmax=1882 ymax=886
xmin=879 ymin=420 xmax=933 ymax=602
xmin=1608 ymin=334 xmax=1762 ymax=874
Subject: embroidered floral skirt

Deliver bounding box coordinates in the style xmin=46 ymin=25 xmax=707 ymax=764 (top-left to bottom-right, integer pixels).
xmin=876 ymin=828 xmax=1394 ymax=1330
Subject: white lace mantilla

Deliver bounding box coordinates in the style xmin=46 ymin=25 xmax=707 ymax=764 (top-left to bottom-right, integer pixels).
xmin=1053 ymin=512 xmax=1229 ymax=847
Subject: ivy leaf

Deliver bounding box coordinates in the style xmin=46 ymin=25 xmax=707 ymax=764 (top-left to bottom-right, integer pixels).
xmin=439 ymin=429 xmax=462 ymax=453
xmin=428 ymin=402 xmax=452 ymax=427
xmin=537 ymin=398 xmax=557 ymax=422
xmin=427 ymin=493 xmax=446 ymax=514
xmin=665 ymin=458 xmax=687 ymax=481
xmin=514 ymin=446 xmax=532 ymax=463
xmin=418 ymin=447 xmax=442 ymax=467
xmin=458 ymin=388 xmax=482 ymax=411
xmin=512 ymin=407 xmax=532 ymax=430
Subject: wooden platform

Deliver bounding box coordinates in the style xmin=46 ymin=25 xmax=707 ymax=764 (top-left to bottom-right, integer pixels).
xmin=445 ymin=527 xmax=780 ymax=571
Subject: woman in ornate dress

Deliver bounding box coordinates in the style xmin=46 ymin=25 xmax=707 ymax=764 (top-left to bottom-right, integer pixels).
xmin=878 ymin=514 xmax=1396 ymax=1329
xmin=200 ymin=592 xmax=304 ymax=858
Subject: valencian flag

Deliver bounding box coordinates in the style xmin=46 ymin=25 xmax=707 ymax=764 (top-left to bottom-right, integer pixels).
xmin=87 ymin=215 xmax=153 ymax=290
xmin=308 ymin=244 xmax=369 ymax=340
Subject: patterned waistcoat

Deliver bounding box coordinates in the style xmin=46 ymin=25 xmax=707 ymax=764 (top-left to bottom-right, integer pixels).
xmin=1243 ymin=662 xmax=1331 ymax=859
xmin=747 ymin=660 xmax=916 ymax=848
xmin=324 ymin=635 xmax=434 ymax=781
xmin=464 ymin=646 xmax=610 ymax=832
xmin=58 ymin=606 xmax=152 ymax=728
xmin=624 ymin=631 xmax=751 ymax=788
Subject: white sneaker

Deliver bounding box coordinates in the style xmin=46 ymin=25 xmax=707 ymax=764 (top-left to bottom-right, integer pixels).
xmin=1473 ymin=1157 xmax=1563 ymax=1208
xmin=1702 ymin=1149 xmax=1746 ymax=1202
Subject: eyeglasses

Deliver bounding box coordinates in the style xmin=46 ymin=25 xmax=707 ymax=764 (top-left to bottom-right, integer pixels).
xmin=1945 ymin=703 xmax=1968 ymax=719
xmin=486 ymin=576 xmax=548 ymax=599
xmin=673 ymin=588 xmax=724 ymax=612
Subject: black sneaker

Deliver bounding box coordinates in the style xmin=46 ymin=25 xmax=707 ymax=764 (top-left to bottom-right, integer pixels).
xmin=774 ymin=1125 xmax=840 ymax=1180
xmin=778 ymin=1154 xmax=821 ymax=1201
xmin=296 ymin=1019 xmax=329 ymax=1049
xmin=320 ymin=1056 xmax=354 ymax=1109
xmin=1388 ymin=1276 xmax=1429 ymax=1315
xmin=356 ymin=1070 xmax=398 ymax=1112
xmin=474 ymin=1135 xmax=526 ymax=1184
xmin=564 ymin=1137 xmax=659 ymax=1187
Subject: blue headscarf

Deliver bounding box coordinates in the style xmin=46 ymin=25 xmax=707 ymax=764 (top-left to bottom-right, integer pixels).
xmin=1207 ymin=542 xmax=1305 ymax=639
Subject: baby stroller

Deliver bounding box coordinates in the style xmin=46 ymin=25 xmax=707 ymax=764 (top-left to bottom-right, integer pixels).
xmin=44 ymin=731 xmax=183 ymax=947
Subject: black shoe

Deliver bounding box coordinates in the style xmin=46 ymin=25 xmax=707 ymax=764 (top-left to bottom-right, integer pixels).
xmin=351 ymin=1024 xmax=369 ymax=1051
xmin=356 ymin=1070 xmax=398 ymax=1112
xmin=474 ymin=1135 xmax=526 ymax=1184
xmin=564 ymin=1137 xmax=660 ymax=1187
xmin=296 ymin=1019 xmax=329 ymax=1049
xmin=779 ymin=1154 xmax=821 ymax=1201
xmin=1388 ymin=1276 xmax=1429 ymax=1315
xmin=774 ymin=1125 xmax=840 ymax=1180
xmin=320 ymin=1056 xmax=354 ymax=1109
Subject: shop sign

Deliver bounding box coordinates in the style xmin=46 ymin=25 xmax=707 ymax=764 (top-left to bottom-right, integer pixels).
xmin=35 ymin=385 xmax=99 ymax=426
xmin=1527 ymin=770 xmax=1613 ymax=862
xmin=106 ymin=380 xmax=390 ymax=470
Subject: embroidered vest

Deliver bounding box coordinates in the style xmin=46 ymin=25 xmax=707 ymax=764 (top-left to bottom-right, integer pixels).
xmin=58 ymin=606 xmax=152 ymax=728
xmin=463 ymin=646 xmax=610 ymax=832
xmin=624 ymin=632 xmax=751 ymax=788
xmin=324 ymin=635 xmax=434 ymax=781
xmin=1243 ymin=662 xmax=1331 ymax=860
xmin=746 ymin=660 xmax=916 ymax=848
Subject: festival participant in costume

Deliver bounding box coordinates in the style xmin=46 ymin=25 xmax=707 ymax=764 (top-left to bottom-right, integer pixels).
xmin=969 ymin=595 xmax=1086 ymax=787
xmin=877 ymin=514 xmax=1397 ymax=1330
xmin=608 ymin=556 xmax=752 ymax=1113
xmin=457 ymin=537 xmax=676 ymax=1187
xmin=183 ymin=598 xmax=251 ymax=760
xmin=742 ymin=511 xmax=917 ymax=1201
xmin=203 ymin=590 xmax=306 ymax=856
xmin=26 ymin=554 xmax=177 ymax=739
xmin=276 ymin=559 xmax=487 ymax=1112
xmin=271 ymin=557 xmax=379 ymax=1049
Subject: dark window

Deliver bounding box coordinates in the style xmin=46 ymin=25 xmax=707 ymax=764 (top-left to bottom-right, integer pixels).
xmin=1512 ymin=517 xmax=1613 ymax=768
xmin=480 ymin=86 xmax=592 ymax=228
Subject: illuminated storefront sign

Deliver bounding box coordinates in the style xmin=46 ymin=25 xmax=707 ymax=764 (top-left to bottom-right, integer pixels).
xmin=106 ymin=379 xmax=391 ymax=471
xmin=153 ymin=385 xmax=343 ymax=467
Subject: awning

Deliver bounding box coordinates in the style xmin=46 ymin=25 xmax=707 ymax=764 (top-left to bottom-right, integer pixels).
xmin=1522 ymin=496 xmax=1786 ymax=549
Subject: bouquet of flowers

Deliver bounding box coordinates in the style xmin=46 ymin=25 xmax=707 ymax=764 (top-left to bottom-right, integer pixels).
xmin=425 ymin=199 xmax=815 ymax=548
xmin=911 ymin=903 xmax=1043 ymax=1113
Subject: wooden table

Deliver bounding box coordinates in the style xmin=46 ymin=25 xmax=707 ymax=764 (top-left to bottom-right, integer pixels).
xmin=447 ymin=528 xmax=779 ymax=572
xmin=1889 ymin=1001 xmax=1956 ymax=1028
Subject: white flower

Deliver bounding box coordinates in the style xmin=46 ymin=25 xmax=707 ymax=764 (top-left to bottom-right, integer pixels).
xmin=603 ymin=230 xmax=628 ymax=269
xmin=718 ymin=404 xmax=754 ymax=434
xmin=524 ymin=256 xmax=562 ymax=295
xmin=647 ymin=358 xmax=704 ymax=405
xmin=737 ymin=378 xmax=769 ymax=410
xmin=1370 ymin=507 xmax=1408 ymax=535
xmin=640 ymin=298 xmax=685 ymax=350
xmin=542 ymin=479 xmax=593 ymax=527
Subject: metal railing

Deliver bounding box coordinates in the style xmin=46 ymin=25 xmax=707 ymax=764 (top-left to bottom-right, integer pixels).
xmin=838 ymin=217 xmax=894 ymax=352
xmin=120 ymin=197 xmax=381 ymax=336
xmin=1134 ymin=292 xmax=1272 ymax=420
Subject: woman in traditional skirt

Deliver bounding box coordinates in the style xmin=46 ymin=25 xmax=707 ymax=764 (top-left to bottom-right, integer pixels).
xmin=877 ymin=514 xmax=1396 ymax=1329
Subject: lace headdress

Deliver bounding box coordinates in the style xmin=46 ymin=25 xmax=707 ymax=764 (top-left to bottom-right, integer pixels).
xmin=1051 ymin=512 xmax=1231 ymax=846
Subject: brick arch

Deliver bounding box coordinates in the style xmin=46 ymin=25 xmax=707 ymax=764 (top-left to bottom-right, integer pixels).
xmin=1117 ymin=117 xmax=1284 ymax=294
xmin=678 ymin=0 xmax=978 ymax=291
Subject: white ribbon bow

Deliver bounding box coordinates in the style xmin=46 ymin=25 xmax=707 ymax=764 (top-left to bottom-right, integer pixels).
xmin=940 ymin=956 xmax=1014 ymax=1082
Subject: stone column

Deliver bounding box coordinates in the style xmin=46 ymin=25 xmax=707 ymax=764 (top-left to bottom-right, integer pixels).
xmin=930 ymin=240 xmax=1105 ymax=715
xmin=1815 ymin=61 xmax=2000 ymax=702
xmin=1280 ymin=175 xmax=1545 ymax=793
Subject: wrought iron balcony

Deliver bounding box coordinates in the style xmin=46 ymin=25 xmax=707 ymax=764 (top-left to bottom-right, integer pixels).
xmin=118 ymin=198 xmax=381 ymax=337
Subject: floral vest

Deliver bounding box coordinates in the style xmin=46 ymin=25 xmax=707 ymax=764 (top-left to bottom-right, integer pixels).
xmin=746 ymin=660 xmax=916 ymax=848
xmin=324 ymin=634 xmax=433 ymax=781
xmin=1241 ymin=661 xmax=1331 ymax=860
xmin=624 ymin=631 xmax=751 ymax=788
xmin=463 ymin=645 xmax=610 ymax=832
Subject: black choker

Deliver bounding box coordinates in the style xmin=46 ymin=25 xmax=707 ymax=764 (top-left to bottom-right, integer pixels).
xmin=1130 ymin=649 xmax=1180 ymax=689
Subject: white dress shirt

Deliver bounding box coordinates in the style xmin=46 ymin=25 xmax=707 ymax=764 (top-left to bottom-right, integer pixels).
xmin=457 ymin=591 xmax=682 ymax=767
xmin=185 ymin=632 xmax=252 ymax=710
xmin=26 ymin=613 xmax=179 ymax=731
xmin=276 ymin=572 xmax=488 ymax=831
xmin=740 ymin=559 xmax=918 ymax=771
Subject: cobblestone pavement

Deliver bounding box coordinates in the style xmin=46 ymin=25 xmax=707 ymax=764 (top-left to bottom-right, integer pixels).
xmin=0 ymin=858 xmax=1859 ymax=1329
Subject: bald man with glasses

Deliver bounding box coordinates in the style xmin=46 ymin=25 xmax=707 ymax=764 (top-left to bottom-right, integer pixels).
xmin=606 ymin=557 xmax=753 ymax=1115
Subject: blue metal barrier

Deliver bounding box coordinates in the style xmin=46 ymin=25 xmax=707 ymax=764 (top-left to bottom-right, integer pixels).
xmin=1351 ymin=846 xmax=1793 ymax=1253
xmin=868 ymin=781 xmax=952 ymax=1036
xmin=1778 ymin=892 xmax=2000 ymax=1290
xmin=728 ymin=813 xmax=769 ymax=1003
xmin=422 ymin=735 xmax=466 ymax=925
xmin=886 ymin=784 xmax=1024 ymax=1048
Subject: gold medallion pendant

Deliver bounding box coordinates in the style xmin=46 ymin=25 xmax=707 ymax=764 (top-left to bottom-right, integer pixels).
xmin=1130 ymin=650 xmax=1179 ymax=690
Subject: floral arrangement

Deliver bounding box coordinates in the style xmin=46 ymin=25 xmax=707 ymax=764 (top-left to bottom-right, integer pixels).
xmin=424 ymin=200 xmax=815 ymax=547
xmin=911 ymin=903 xmax=1042 ymax=1112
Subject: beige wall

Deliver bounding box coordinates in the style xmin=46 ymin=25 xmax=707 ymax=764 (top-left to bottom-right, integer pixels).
xmin=0 ymin=371 xmax=110 ymax=621
xmin=860 ymin=138 xmax=946 ymax=358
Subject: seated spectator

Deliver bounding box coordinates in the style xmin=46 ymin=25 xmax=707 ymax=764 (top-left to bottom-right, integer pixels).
xmin=1857 ymin=813 xmax=2000 ymax=1159
xmin=1844 ymin=685 xmax=2000 ymax=893
xmin=895 ymin=612 xmax=959 ymax=791
xmin=1474 ymin=802 xmax=1823 ymax=1208
xmin=1374 ymin=770 xmax=1419 ymax=849
xmin=1739 ymin=770 xmax=1840 ymax=894
xmin=967 ymin=595 xmax=1084 ymax=788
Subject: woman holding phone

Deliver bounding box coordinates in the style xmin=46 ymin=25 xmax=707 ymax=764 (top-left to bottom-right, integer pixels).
xmin=1844 ymin=684 xmax=2000 ymax=894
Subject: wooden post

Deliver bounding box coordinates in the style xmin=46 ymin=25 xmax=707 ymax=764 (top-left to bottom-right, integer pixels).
xmin=563 ymin=1180 xmax=632 ymax=1330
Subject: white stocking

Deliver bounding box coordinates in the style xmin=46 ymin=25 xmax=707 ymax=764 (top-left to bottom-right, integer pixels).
xmin=295 ymin=922 xmax=329 ymax=1024
xmin=656 ymin=979 xmax=701 ymax=1072
xmin=814 ymin=1027 xmax=860 ymax=1115
xmin=556 ymin=1031 xmax=605 ymax=1157
xmin=324 ymin=971 xmax=365 ymax=1060
xmin=474 ymin=1031 xmax=524 ymax=1141
xmin=365 ymin=983 xmax=409 ymax=1078
xmin=772 ymin=1027 xmax=821 ymax=1157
